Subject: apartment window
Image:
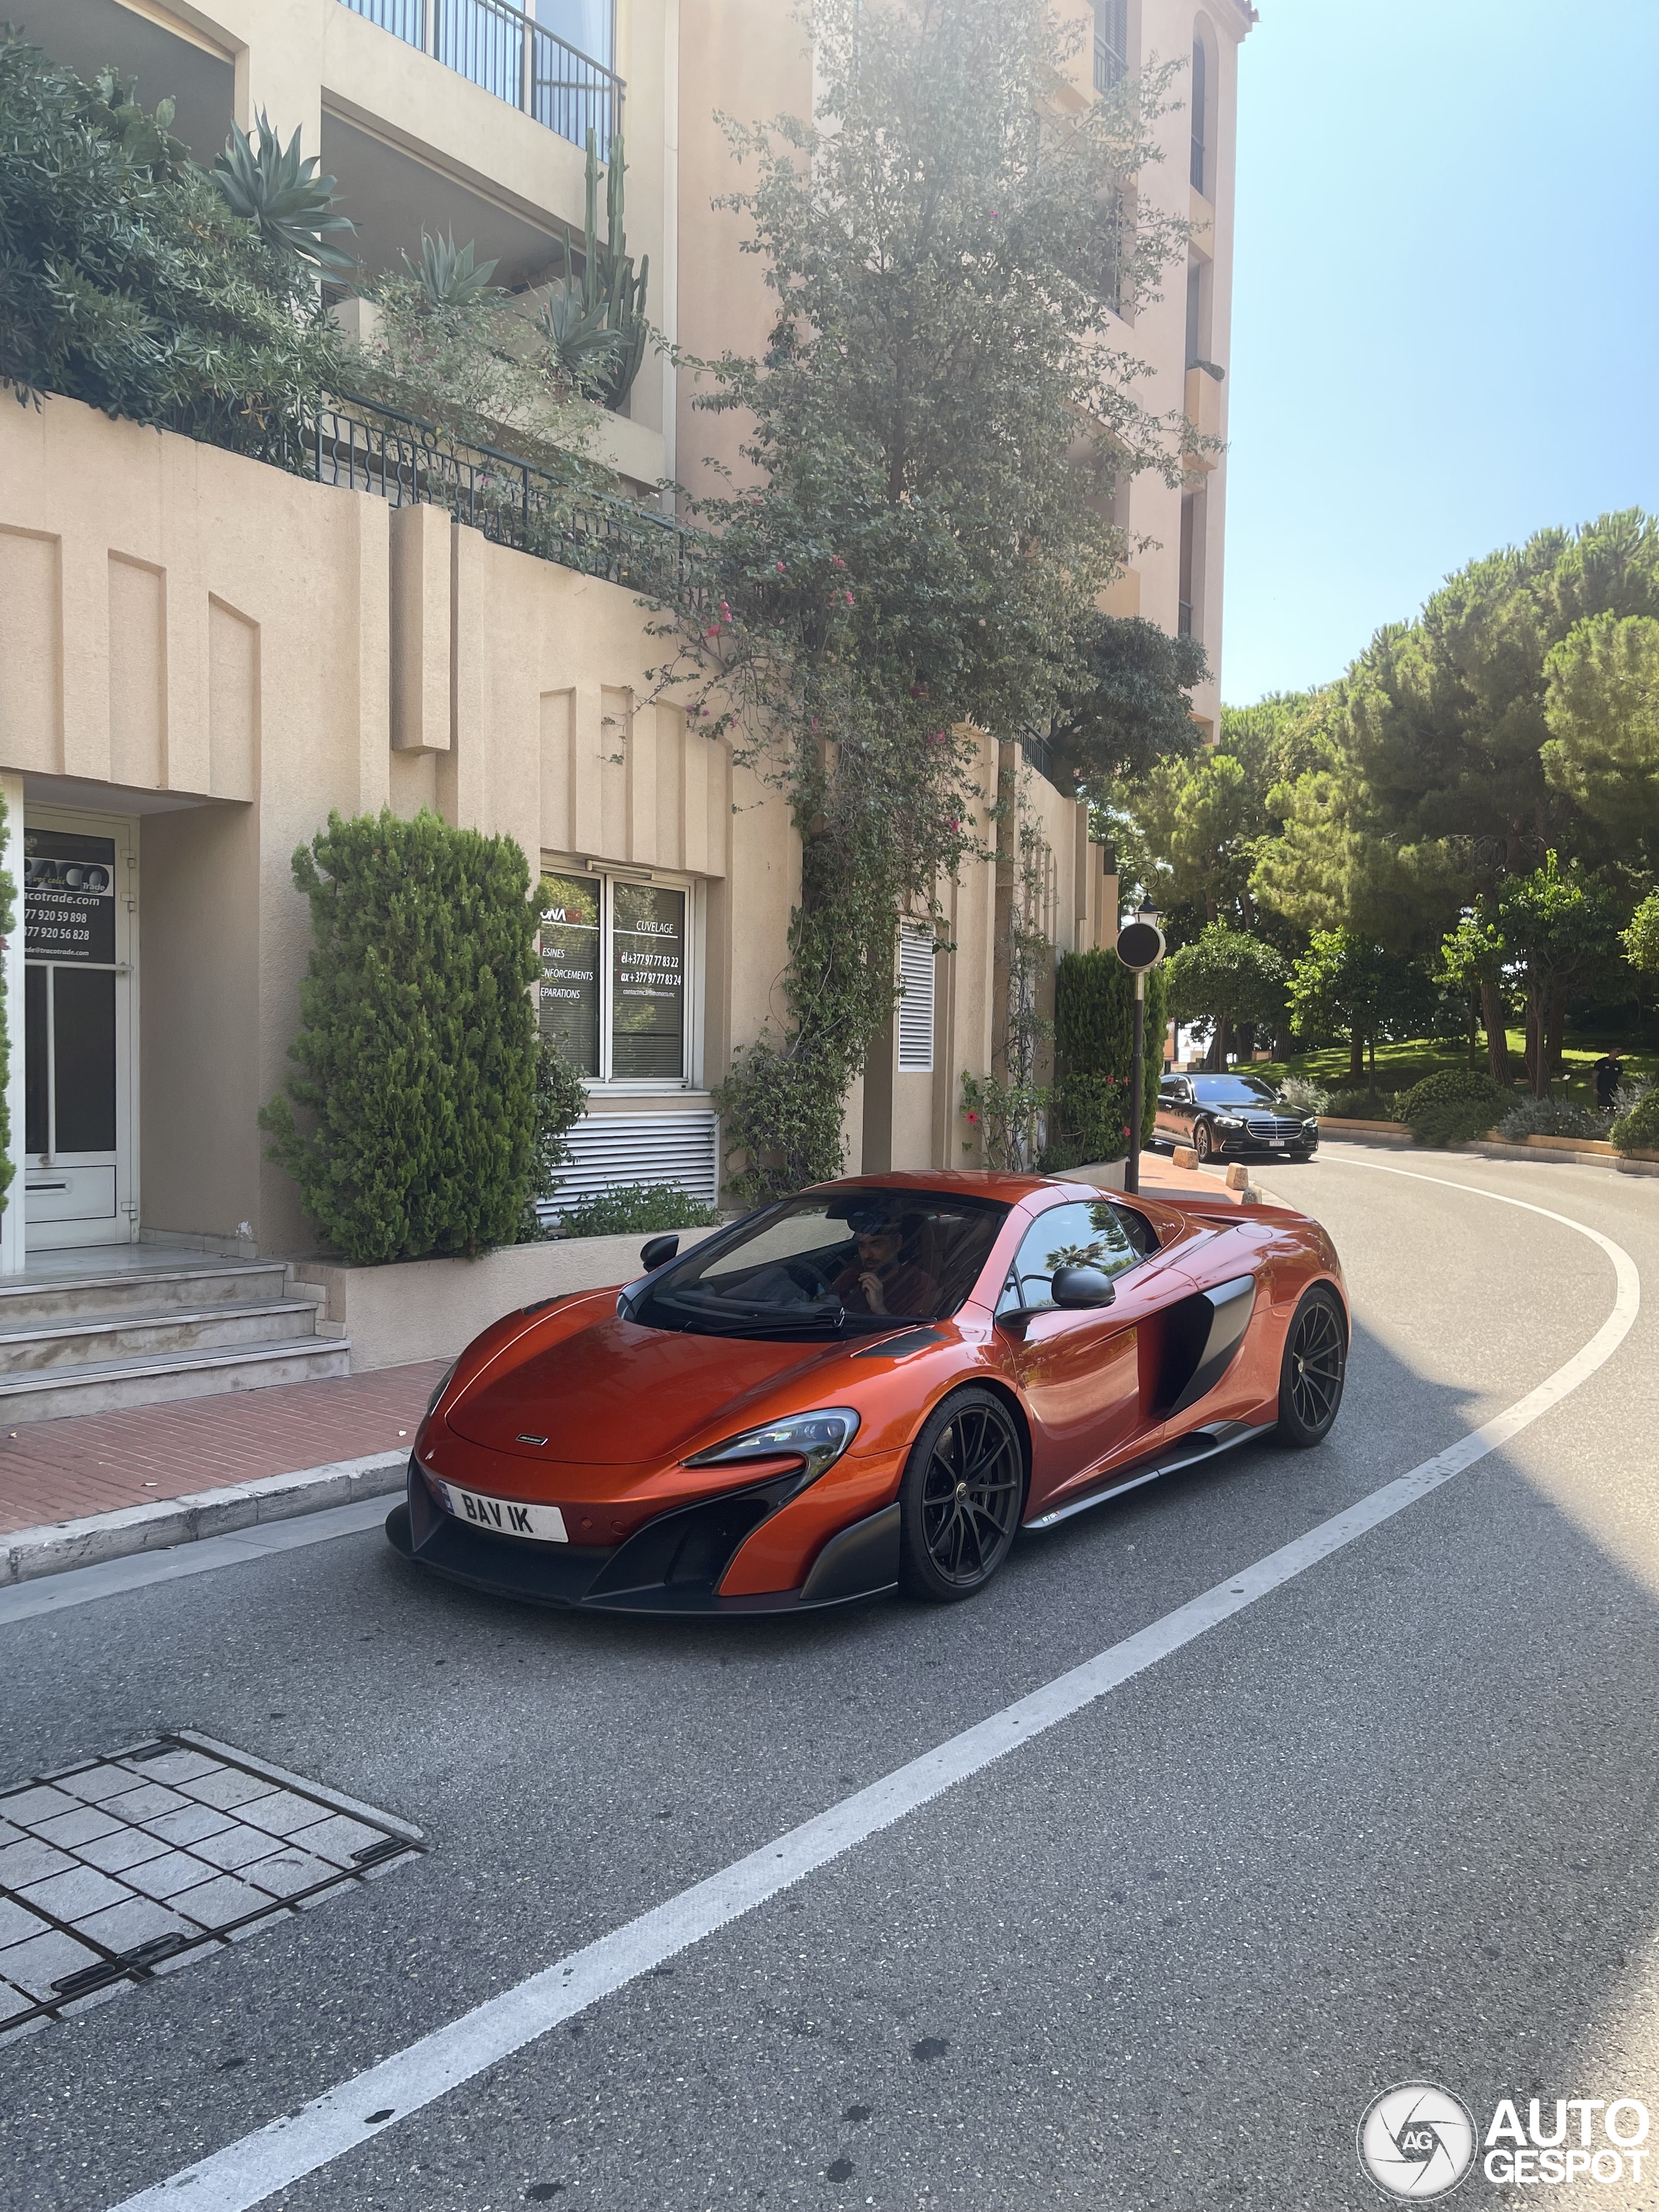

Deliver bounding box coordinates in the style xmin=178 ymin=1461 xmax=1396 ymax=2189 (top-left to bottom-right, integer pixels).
xmin=1095 ymin=0 xmax=1129 ymax=93
xmin=1185 ymin=264 xmax=1203 ymax=368
xmin=1178 ymin=495 xmax=1198 ymax=638
xmin=536 ymin=0 xmax=613 ymax=69
xmin=539 ymin=870 xmax=693 ymax=1086
xmin=1190 ymin=34 xmax=1208 ymax=194
xmin=897 ymin=927 xmax=937 ymax=1073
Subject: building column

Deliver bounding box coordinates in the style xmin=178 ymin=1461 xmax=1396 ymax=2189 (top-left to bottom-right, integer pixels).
xmin=1 ymin=769 xmax=25 ymax=1275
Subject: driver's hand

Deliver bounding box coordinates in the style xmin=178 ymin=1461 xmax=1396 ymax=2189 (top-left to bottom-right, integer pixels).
xmin=858 ymin=1271 xmax=887 ymax=1312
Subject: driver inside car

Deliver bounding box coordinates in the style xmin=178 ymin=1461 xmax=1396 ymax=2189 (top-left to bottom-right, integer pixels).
xmin=831 ymin=1217 xmax=939 ymax=1317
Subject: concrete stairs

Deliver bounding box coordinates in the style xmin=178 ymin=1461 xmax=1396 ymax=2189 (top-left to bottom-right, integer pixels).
xmin=0 ymin=1260 xmax=350 ymax=1423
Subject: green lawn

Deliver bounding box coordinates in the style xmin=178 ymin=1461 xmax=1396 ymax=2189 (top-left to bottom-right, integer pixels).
xmin=1244 ymin=1033 xmax=1657 ymax=1106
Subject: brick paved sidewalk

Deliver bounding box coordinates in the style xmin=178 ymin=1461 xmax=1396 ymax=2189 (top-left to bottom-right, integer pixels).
xmin=0 ymin=1361 xmax=450 ymax=1538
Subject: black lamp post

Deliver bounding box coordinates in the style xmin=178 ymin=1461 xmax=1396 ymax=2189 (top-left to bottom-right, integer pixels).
xmin=1114 ymin=896 xmax=1165 ymax=1196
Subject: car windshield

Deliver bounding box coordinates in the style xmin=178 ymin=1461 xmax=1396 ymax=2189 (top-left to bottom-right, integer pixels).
xmin=1191 ymin=1077 xmax=1280 ymax=1106
xmin=630 ymin=1189 xmax=1011 ymax=1340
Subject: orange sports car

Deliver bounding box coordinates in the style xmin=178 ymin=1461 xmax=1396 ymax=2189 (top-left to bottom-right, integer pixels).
xmin=387 ymin=1171 xmax=1347 ymax=1612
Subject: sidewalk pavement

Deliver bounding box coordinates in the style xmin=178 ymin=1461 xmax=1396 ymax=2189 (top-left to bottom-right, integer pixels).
xmin=1 ymin=1156 xmax=1242 ymax=1585
xmin=0 ymin=1360 xmax=448 ymax=1557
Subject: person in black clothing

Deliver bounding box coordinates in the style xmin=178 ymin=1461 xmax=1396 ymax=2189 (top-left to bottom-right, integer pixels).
xmin=1592 ymin=1050 xmax=1623 ymax=1112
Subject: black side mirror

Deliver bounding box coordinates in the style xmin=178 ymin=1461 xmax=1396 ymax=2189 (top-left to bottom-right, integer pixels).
xmin=1050 ymin=1264 xmax=1117 ymax=1310
xmin=640 ymin=1233 xmax=680 ymax=1272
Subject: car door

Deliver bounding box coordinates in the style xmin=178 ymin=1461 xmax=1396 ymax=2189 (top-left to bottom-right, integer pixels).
xmin=997 ymin=1200 xmax=1149 ymax=1506
xmin=1155 ymin=1077 xmax=1192 ymax=1145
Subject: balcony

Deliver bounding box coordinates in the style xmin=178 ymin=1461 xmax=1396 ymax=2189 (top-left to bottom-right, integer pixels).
xmin=338 ymin=0 xmax=622 ymax=151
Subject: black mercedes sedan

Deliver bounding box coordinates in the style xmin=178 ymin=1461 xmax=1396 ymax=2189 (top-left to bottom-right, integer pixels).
xmin=1154 ymin=1074 xmax=1320 ymax=1163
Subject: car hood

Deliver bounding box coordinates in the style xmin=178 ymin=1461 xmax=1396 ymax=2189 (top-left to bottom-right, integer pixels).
xmin=444 ymin=1310 xmax=857 ymax=1465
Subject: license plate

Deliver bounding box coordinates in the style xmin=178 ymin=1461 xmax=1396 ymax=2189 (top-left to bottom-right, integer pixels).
xmin=435 ymin=1479 xmax=568 ymax=1544
xmin=1268 ymin=1136 xmax=1286 ymax=1147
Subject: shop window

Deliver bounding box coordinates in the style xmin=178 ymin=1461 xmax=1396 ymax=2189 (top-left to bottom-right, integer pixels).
xmin=538 ymin=870 xmax=692 ymax=1086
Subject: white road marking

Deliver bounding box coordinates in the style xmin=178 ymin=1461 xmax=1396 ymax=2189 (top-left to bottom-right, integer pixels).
xmin=107 ymin=1170 xmax=1640 ymax=2212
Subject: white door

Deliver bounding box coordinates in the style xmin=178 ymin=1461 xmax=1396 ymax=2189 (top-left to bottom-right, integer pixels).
xmin=23 ymin=810 xmax=138 ymax=1251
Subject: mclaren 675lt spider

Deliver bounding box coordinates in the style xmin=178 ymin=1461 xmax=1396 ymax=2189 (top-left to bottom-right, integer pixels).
xmin=387 ymin=1171 xmax=1347 ymax=1613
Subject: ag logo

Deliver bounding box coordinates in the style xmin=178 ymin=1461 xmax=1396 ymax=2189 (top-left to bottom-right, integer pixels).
xmin=1358 ymin=2082 xmax=1477 ymax=2199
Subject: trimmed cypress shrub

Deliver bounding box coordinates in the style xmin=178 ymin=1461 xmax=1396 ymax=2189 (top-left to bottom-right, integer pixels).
xmin=1049 ymin=949 xmax=1167 ymax=1164
xmin=261 ymin=809 xmax=540 ymax=1264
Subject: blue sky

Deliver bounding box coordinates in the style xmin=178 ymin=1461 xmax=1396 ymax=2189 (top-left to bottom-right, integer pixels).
xmin=1220 ymin=0 xmax=1659 ymax=707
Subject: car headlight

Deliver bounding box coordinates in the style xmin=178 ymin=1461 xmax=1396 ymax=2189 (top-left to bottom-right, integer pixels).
xmin=426 ymin=1359 xmax=459 ymax=1415
xmin=685 ymin=1408 xmax=861 ymax=1487
xmin=1213 ymin=1114 xmax=1244 ymax=1129
xmin=1303 ymin=1118 xmax=1319 ymax=1134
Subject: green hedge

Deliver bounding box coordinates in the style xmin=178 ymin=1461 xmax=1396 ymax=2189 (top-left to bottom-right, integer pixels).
xmin=557 ymin=1183 xmax=721 ymax=1238
xmin=1398 ymin=1067 xmax=1506 ymax=1150
xmin=0 ymin=780 xmax=12 ymax=1222
xmin=1611 ymin=1086 xmax=1659 ymax=1157
xmin=1048 ymin=949 xmax=1166 ymax=1165
xmin=261 ymin=809 xmax=540 ymax=1264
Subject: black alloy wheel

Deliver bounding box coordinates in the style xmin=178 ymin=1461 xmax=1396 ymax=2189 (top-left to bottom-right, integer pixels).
xmin=1192 ymin=1120 xmax=1216 ymax=1162
xmin=1275 ymin=1285 xmax=1346 ymax=1447
xmin=899 ymin=1388 xmax=1026 ymax=1603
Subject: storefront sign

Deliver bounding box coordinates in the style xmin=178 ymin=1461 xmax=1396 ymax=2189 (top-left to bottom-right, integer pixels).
xmin=23 ymin=830 xmax=117 ymax=965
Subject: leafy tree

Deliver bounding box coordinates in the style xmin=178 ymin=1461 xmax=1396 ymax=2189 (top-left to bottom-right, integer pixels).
xmin=1491 ymin=852 xmax=1621 ymax=1095
xmin=1623 ymin=888 xmax=1659 ymax=973
xmin=663 ymin=0 xmax=1194 ymax=1191
xmin=1436 ymin=909 xmax=1513 ymax=1082
xmin=0 ymin=35 xmax=342 ymax=441
xmin=1542 ymin=611 xmax=1659 ymax=864
xmin=1164 ymin=925 xmax=1287 ymax=1072
xmin=1286 ymin=931 xmax=1433 ymax=1091
xmin=1047 ymin=616 xmax=1208 ymax=795
xmin=261 ymin=810 xmax=540 ymax=1264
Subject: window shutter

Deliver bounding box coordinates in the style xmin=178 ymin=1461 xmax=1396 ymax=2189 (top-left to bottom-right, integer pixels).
xmin=897 ymin=927 xmax=936 ymax=1073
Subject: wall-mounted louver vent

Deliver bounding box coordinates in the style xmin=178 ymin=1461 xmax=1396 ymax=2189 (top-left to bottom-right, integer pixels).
xmin=537 ymin=1111 xmax=719 ymax=1226
xmin=898 ymin=927 xmax=936 ymax=1073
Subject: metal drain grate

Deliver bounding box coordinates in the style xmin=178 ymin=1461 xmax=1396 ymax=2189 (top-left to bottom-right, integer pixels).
xmin=0 ymin=1732 xmax=424 ymax=2038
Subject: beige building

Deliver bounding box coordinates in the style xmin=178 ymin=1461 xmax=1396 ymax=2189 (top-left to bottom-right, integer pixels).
xmin=0 ymin=0 xmax=1249 ymax=1296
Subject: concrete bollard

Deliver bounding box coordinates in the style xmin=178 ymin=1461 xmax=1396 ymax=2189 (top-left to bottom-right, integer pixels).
xmin=1173 ymin=1146 xmax=1199 ymax=1170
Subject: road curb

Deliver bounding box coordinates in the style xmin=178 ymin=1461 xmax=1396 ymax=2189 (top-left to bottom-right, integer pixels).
xmin=0 ymin=1450 xmax=408 ymax=1588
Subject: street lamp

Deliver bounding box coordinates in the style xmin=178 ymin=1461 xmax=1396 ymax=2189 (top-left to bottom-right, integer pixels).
xmin=1114 ymin=897 xmax=1166 ymax=1196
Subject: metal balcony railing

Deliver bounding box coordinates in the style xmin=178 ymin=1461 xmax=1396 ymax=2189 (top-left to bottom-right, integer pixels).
xmin=301 ymin=394 xmax=702 ymax=602
xmin=338 ymin=0 xmax=623 ymax=152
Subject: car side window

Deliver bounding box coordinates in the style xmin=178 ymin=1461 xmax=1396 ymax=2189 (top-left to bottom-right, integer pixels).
xmin=1159 ymin=1078 xmax=1180 ymax=1100
xmin=996 ymin=1200 xmax=1143 ymax=1317
xmin=1107 ymin=1200 xmax=1158 ymax=1257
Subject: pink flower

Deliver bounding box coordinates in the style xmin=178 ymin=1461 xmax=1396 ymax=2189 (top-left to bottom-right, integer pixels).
xmin=830 ymin=555 xmax=845 ymax=568
xmin=844 ymin=589 xmax=854 ymax=605
xmin=776 ymin=560 xmax=787 ymax=572
xmin=966 ymin=1112 xmax=979 ymax=1124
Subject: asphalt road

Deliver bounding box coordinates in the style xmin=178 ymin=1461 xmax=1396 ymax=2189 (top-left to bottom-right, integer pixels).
xmin=4 ymin=1146 xmax=1658 ymax=2212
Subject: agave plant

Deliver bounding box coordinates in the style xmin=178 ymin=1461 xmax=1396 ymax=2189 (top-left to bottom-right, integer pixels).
xmin=537 ymin=279 xmax=620 ymax=394
xmin=210 ymin=113 xmax=356 ymax=275
xmin=410 ymin=230 xmax=500 ymax=309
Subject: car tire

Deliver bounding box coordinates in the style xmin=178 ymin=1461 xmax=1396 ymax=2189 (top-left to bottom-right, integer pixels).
xmin=1275 ymin=1285 xmax=1347 ymax=1447
xmin=898 ymin=1388 xmax=1026 ymax=1603
xmin=1192 ymin=1121 xmax=1215 ymax=1162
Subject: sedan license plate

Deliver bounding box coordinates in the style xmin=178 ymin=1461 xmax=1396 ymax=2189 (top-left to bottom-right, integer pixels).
xmin=435 ymin=1479 xmax=568 ymax=1544
xmin=1268 ymin=1136 xmax=1286 ymax=1147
